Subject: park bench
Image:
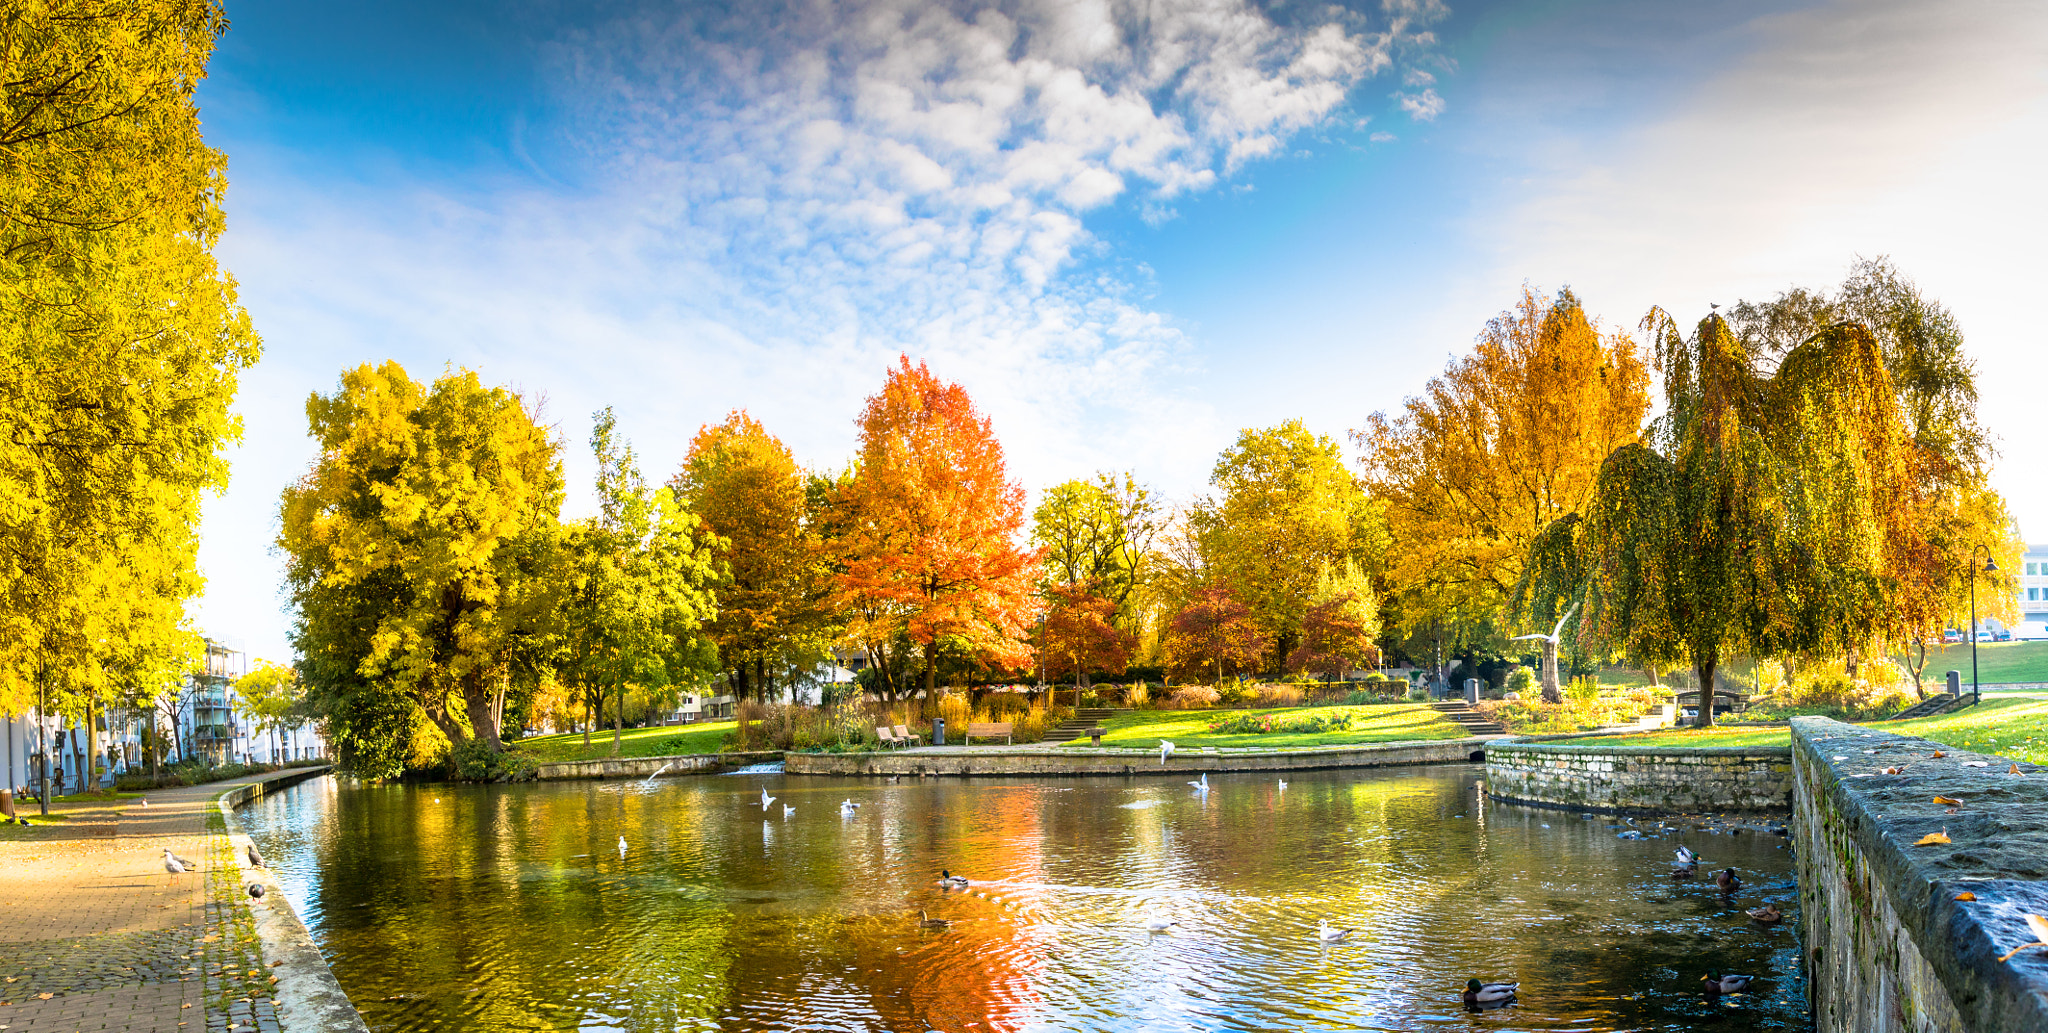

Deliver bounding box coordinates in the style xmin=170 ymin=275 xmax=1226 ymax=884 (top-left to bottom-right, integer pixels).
xmin=892 ymin=724 xmax=922 ymax=747
xmin=964 ymin=721 xmax=1013 ymax=745
xmin=875 ymin=725 xmax=912 ymax=748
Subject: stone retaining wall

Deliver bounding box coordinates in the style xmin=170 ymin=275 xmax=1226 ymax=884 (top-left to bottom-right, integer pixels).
xmin=1483 ymin=741 xmax=1792 ymax=814
xmin=216 ymin=768 xmax=371 ymax=1033
xmin=534 ymin=751 xmax=783 ymax=781
xmin=785 ymin=738 xmax=1487 ymax=777
xmin=1790 ymin=716 xmax=2048 ymax=1032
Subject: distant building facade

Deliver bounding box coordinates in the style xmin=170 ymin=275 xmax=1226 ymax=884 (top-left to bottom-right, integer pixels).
xmin=2018 ymin=543 xmax=2048 ymax=639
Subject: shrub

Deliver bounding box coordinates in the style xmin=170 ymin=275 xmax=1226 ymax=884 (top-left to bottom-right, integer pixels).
xmin=1566 ymin=676 xmax=1602 ymax=705
xmin=1124 ymin=682 xmax=1152 ymax=709
xmin=1216 ymin=681 xmax=1255 ymax=707
xmin=1406 ymin=684 xmax=1429 ymax=702
xmin=1505 ymin=667 xmax=1535 ymax=696
xmin=1205 ymin=710 xmax=1357 ymax=735
xmin=1253 ymin=684 xmax=1304 ymax=708
xmin=1167 ymin=685 xmax=1221 ymax=708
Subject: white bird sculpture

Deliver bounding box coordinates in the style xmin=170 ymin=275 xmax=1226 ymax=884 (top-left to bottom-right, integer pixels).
xmin=1142 ymin=915 xmax=1181 ymax=933
xmin=1188 ymin=773 xmax=1209 ymax=792
xmin=1318 ymin=919 xmax=1353 ymax=942
xmin=1159 ymin=740 xmax=1175 ymax=764
xmin=1510 ymin=602 xmax=1579 ymax=702
xmin=617 ymin=835 xmax=628 ymax=859
xmin=760 ymin=788 xmax=776 ymax=812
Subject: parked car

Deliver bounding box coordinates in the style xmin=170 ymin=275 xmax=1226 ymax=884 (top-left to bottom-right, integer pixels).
xmin=1995 ymin=630 xmax=2013 ymax=642
xmin=1941 ymin=631 xmax=1964 ymax=644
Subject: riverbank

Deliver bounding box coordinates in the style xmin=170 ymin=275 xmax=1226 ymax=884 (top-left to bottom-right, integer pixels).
xmin=785 ymin=736 xmax=1492 ymax=776
xmin=0 ymin=766 xmax=342 ymax=1033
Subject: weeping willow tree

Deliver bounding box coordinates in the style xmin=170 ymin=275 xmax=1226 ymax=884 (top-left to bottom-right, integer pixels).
xmin=1518 ymin=311 xmax=1910 ymax=727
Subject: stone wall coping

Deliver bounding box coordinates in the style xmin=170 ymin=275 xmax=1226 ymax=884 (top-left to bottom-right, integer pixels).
xmin=1488 ymin=739 xmax=1792 ymax=759
xmin=533 ymin=751 xmax=783 ymax=780
xmin=1791 ymin=716 xmax=2048 ymax=1030
xmin=788 ymin=736 xmax=1487 ymax=777
xmin=215 ymin=768 xmax=373 ymax=1033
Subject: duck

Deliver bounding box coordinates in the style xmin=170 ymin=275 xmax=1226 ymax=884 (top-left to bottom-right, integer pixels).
xmin=1142 ymin=915 xmax=1181 ymax=933
xmin=1674 ymin=846 xmax=1699 ymax=867
xmin=1715 ymin=868 xmax=1743 ymax=893
xmin=1670 ymin=865 xmax=1697 ymax=880
xmin=1463 ymin=980 xmax=1518 ymax=1006
xmin=1159 ymin=740 xmax=1175 ymax=765
xmin=1701 ymin=973 xmax=1753 ymax=995
xmin=1746 ymin=905 xmax=1783 ymax=925
xmin=1317 ymin=919 xmax=1352 ymax=942
xmin=939 ymin=869 xmax=969 ymax=889
xmin=917 ymin=910 xmax=950 ymax=930
xmin=760 ymin=788 xmax=776 ymax=812
xmin=1188 ymin=773 xmax=1209 ymax=792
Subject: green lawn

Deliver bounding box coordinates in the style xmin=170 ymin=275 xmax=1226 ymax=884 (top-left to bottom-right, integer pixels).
xmin=1060 ymin=704 xmax=1468 ymax=750
xmin=514 ymin=722 xmax=737 ymax=763
xmin=1568 ymin=695 xmax=2048 ymax=764
xmin=1895 ymin=640 xmax=2048 ymax=685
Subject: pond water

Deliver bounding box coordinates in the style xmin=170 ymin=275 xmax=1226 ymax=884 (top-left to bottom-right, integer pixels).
xmin=239 ymin=766 xmax=1809 ymax=1032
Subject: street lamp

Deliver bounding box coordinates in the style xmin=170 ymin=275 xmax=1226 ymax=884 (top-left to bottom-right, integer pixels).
xmin=1969 ymin=547 xmax=1998 ymax=705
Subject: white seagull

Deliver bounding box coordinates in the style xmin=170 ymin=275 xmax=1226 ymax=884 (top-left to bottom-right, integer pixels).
xmin=760 ymin=788 xmax=776 ymax=812
xmin=1188 ymin=773 xmax=1209 ymax=792
xmin=840 ymin=799 xmax=860 ymax=817
xmin=1277 ymin=778 xmax=1288 ymax=791
xmin=783 ymin=804 xmax=795 ymax=818
xmin=1159 ymin=740 xmax=1175 ymax=765
xmin=617 ymin=835 xmax=628 ymax=859
xmin=1142 ymin=915 xmax=1181 ymax=933
xmin=162 ymin=848 xmax=189 ymax=884
xmin=1318 ymin=919 xmax=1353 ymax=942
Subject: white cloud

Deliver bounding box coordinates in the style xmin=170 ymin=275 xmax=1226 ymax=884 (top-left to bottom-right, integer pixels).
xmin=1396 ymin=87 xmax=1445 ymax=120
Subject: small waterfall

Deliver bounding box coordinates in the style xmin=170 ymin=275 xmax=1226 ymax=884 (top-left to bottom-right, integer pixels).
xmin=723 ymin=762 xmax=785 ymax=775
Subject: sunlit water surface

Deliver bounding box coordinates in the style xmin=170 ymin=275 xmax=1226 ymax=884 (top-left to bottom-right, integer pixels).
xmin=240 ymin=766 xmax=1808 ymax=1032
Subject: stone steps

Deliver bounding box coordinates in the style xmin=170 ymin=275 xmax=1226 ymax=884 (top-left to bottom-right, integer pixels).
xmin=1892 ymin=695 xmax=1960 ymax=721
xmin=1043 ymin=708 xmax=1128 ymax=743
xmin=1429 ymin=701 xmax=1508 ymax=737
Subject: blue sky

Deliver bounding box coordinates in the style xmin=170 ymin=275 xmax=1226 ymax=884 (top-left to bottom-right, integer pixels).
xmin=193 ymin=0 xmax=2048 ymax=662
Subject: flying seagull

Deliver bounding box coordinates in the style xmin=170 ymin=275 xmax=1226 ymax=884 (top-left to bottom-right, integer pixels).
xmin=760 ymin=788 xmax=776 ymax=812
xmin=1159 ymin=740 xmax=1175 ymax=765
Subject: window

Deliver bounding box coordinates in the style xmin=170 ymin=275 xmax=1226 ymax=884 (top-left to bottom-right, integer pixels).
xmin=2034 ymin=588 xmax=2044 ymax=602
xmin=2028 ymin=562 xmax=2040 ymax=576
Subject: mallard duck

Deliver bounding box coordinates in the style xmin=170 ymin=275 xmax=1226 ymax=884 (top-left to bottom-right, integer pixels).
xmin=1463 ymin=979 xmax=1517 ymax=1006
xmin=1317 ymin=919 xmax=1352 ymax=942
xmin=1746 ymin=905 xmax=1782 ymax=924
xmin=917 ymin=910 xmax=950 ymax=929
xmin=760 ymin=788 xmax=776 ymax=811
xmin=1142 ymin=915 xmax=1181 ymax=933
xmin=1716 ymin=868 xmax=1742 ymax=893
xmin=1702 ymin=973 xmax=1753 ymax=995
xmin=1671 ymin=864 xmax=1697 ymax=879
xmin=1674 ymin=846 xmax=1698 ymax=867
xmin=939 ymin=869 xmax=969 ymax=889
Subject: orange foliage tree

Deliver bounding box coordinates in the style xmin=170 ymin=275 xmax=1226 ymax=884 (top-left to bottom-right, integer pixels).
xmin=1162 ymin=587 xmax=1270 ymax=685
xmin=672 ymin=411 xmax=833 ymax=701
xmin=1286 ymin=594 xmax=1381 ymax=680
xmin=833 ymin=357 xmax=1040 ymax=702
xmin=1039 ymin=582 xmax=1136 ymax=703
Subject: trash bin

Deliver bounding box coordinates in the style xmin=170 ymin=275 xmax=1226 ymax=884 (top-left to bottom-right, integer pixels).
xmin=933 ymin=717 xmax=946 ymax=746
xmin=0 ymin=789 xmax=12 ymax=819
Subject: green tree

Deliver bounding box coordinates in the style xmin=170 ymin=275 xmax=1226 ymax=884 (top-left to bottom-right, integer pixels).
xmin=280 ymin=363 xmax=563 ymax=773
xmin=0 ymin=1 xmax=260 ymax=730
xmin=1029 ymin=473 xmax=1162 ymax=625
xmin=559 ymin=409 xmax=720 ymax=756
xmin=235 ymin=660 xmax=307 ymax=763
xmin=1521 ymin=312 xmax=1913 ymax=727
xmin=1205 ymin=421 xmax=1382 ymax=673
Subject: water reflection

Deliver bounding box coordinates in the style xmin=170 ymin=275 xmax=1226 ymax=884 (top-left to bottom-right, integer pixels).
xmin=240 ymin=767 xmax=1808 ymax=1032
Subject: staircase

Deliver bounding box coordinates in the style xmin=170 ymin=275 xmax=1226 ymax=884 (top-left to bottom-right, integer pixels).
xmin=1893 ymin=694 xmax=1977 ymax=721
xmin=1431 ymin=701 xmax=1508 ymax=737
xmin=1044 ymin=708 xmax=1126 ymax=743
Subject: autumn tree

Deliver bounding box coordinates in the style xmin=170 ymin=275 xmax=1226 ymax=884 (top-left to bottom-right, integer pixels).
xmin=1729 ymin=259 xmax=2021 ymax=693
xmin=235 ymin=660 xmax=308 ymax=763
xmin=672 ymin=411 xmax=832 ymax=701
xmin=1039 ymin=583 xmax=1137 ymax=702
xmin=1358 ymin=287 xmax=1649 ymax=678
xmin=0 ymin=2 xmax=260 ymax=728
xmin=1285 ymin=559 xmax=1382 ymax=680
xmin=280 ymin=363 xmax=563 ymax=774
xmin=1201 ymin=421 xmax=1381 ymax=673
xmin=1030 ymin=473 xmax=1163 ymax=624
xmin=1522 ymin=312 xmax=1915 ymax=728
xmin=1163 ymin=587 xmax=1271 ymax=685
xmin=558 ymin=410 xmax=720 ymax=756
xmin=832 ymin=357 xmax=1040 ymax=702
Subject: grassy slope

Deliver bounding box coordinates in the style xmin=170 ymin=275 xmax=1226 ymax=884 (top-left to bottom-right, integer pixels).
xmin=1895 ymin=640 xmax=2048 ymax=685
xmin=515 ymin=722 xmax=737 ymax=763
xmin=1568 ymin=695 xmax=2048 ymax=764
xmin=1063 ymin=704 xmax=1468 ymax=750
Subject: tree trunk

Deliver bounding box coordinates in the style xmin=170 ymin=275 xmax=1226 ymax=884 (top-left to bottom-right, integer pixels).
xmin=924 ymin=644 xmax=937 ymax=716
xmin=1909 ymin=640 xmax=1929 ymax=701
xmin=462 ymin=680 xmax=505 ymax=753
xmin=1539 ymin=638 xmax=1562 ymax=705
xmin=581 ymin=684 xmax=594 ymax=749
xmin=1648 ymin=665 xmax=1661 ymax=688
xmin=1694 ymin=654 xmax=1718 ymax=728
xmin=611 ymin=684 xmax=623 ymax=756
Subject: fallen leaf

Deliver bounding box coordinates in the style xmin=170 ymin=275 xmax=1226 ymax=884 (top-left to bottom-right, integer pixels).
xmin=180 ymin=1004 xmax=191 ymax=1010
xmin=1997 ymin=915 xmax=2048 ymax=962
xmin=1956 ymin=892 xmax=1978 ymax=901
xmin=1947 ymin=807 xmax=1961 ymax=815
xmin=2011 ymin=764 xmax=2025 ymax=776
xmin=270 ymin=961 xmax=282 ymax=968
xmin=34 ymin=995 xmax=50 ymax=1001
xmin=1934 ymin=796 xmax=1965 ymax=806
xmin=1930 ymin=751 xmax=1947 ymax=758
xmin=1915 ymin=829 xmax=1953 ymax=846
xmin=1884 ymin=767 xmax=1905 ymax=775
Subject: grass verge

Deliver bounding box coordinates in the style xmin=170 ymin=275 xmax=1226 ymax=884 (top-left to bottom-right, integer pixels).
xmin=1058 ymin=704 xmax=1468 ymax=750
xmin=514 ymin=722 xmax=739 ymax=763
xmin=1567 ymin=694 xmax=2048 ymax=764
xmin=1894 ymin=640 xmax=2048 ymax=685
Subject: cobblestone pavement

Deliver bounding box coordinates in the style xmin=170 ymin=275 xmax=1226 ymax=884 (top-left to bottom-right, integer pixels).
xmin=0 ymin=772 xmax=313 ymax=1033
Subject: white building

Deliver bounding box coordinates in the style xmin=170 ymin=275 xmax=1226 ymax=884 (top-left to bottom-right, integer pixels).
xmin=2017 ymin=543 xmax=2048 ymax=640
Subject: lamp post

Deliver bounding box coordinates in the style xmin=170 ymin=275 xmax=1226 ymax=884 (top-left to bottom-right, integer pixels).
xmin=1969 ymin=546 xmax=1997 ymax=705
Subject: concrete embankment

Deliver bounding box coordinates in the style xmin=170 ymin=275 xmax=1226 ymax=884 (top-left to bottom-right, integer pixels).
xmin=1483 ymin=740 xmax=1792 ymax=814
xmin=535 ymin=751 xmax=783 ymax=781
xmin=217 ymin=767 xmax=372 ymax=1033
xmin=1791 ymin=716 xmax=2048 ymax=1032
xmin=784 ymin=737 xmax=1491 ymax=777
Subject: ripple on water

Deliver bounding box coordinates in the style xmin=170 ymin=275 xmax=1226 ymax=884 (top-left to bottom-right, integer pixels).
xmin=239 ymin=768 xmax=1809 ymax=1032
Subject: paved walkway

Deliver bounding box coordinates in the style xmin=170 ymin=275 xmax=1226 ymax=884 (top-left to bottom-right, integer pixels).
xmin=0 ymin=770 xmax=323 ymax=1033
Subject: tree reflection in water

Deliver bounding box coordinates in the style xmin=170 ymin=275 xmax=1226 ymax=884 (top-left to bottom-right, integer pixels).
xmin=240 ymin=767 xmax=1808 ymax=1032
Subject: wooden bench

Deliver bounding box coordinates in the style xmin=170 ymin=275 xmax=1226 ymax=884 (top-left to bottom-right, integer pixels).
xmin=892 ymin=724 xmax=922 ymax=747
xmin=875 ymin=725 xmax=912 ymax=748
xmin=964 ymin=721 xmax=1013 ymax=745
